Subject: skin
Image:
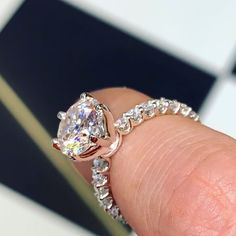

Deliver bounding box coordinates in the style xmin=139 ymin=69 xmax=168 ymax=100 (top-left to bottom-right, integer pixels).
xmin=74 ymin=88 xmax=236 ymax=236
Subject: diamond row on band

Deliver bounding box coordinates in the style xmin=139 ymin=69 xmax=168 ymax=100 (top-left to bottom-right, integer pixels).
xmin=114 ymin=98 xmax=200 ymax=135
xmin=91 ymin=157 xmax=126 ymax=223
xmin=92 ymin=98 xmax=200 ymax=223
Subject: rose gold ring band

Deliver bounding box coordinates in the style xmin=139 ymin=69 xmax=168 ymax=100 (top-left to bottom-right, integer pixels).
xmin=53 ymin=93 xmax=200 ymax=223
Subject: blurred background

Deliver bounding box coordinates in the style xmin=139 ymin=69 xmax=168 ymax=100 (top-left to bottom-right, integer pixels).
xmin=0 ymin=0 xmax=236 ymax=235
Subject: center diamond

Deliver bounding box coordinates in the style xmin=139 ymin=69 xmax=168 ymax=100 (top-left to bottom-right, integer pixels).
xmin=57 ymin=96 xmax=106 ymax=158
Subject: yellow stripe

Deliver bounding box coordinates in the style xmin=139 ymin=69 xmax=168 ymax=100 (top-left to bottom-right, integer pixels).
xmin=0 ymin=76 xmax=129 ymax=236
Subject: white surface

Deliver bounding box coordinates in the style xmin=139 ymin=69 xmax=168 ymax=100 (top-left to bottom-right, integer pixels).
xmin=0 ymin=0 xmax=24 ymax=32
xmin=63 ymin=0 xmax=236 ymax=75
xmin=200 ymin=76 xmax=236 ymax=138
xmin=0 ymin=184 xmax=96 ymax=236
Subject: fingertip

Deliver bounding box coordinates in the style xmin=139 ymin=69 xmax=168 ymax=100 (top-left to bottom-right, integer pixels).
xmin=111 ymin=115 xmax=236 ymax=235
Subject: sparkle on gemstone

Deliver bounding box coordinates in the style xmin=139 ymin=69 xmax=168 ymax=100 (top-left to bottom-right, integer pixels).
xmin=142 ymin=101 xmax=156 ymax=117
xmin=57 ymin=111 xmax=66 ymax=120
xmin=180 ymin=104 xmax=192 ymax=117
xmin=99 ymin=197 xmax=113 ymax=209
xmin=169 ymin=100 xmax=180 ymax=114
xmin=57 ymin=96 xmax=106 ymax=158
xmin=115 ymin=117 xmax=131 ymax=133
xmin=92 ymin=173 xmax=108 ymax=186
xmin=93 ymin=157 xmax=109 ymax=172
xmin=95 ymin=186 xmax=110 ymax=199
xmin=116 ymin=215 xmax=127 ymax=224
xmin=108 ymin=205 xmax=120 ymax=218
xmin=159 ymin=98 xmax=169 ymax=114
xmin=125 ymin=107 xmax=143 ymax=124
xmin=189 ymin=110 xmax=197 ymax=119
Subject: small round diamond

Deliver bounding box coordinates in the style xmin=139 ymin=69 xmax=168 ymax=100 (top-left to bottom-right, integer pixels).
xmin=187 ymin=109 xmax=199 ymax=121
xmin=189 ymin=110 xmax=197 ymax=119
xmin=92 ymin=173 xmax=108 ymax=187
xmin=115 ymin=117 xmax=131 ymax=134
xmin=108 ymin=205 xmax=120 ymax=218
xmin=142 ymin=101 xmax=156 ymax=117
xmin=94 ymin=186 xmax=110 ymax=199
xmin=169 ymin=100 xmax=180 ymax=114
xmin=125 ymin=107 xmax=143 ymax=124
xmin=116 ymin=215 xmax=127 ymax=224
xmin=99 ymin=197 xmax=113 ymax=210
xmin=180 ymin=104 xmax=192 ymax=117
xmin=159 ymin=98 xmax=169 ymax=114
xmin=93 ymin=157 xmax=109 ymax=172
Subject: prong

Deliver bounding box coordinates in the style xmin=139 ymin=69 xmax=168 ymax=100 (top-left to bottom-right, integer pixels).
xmin=57 ymin=111 xmax=66 ymax=120
xmin=52 ymin=138 xmax=60 ymax=150
xmin=80 ymin=92 xmax=94 ymax=100
xmin=52 ymin=138 xmax=58 ymax=144
xmin=95 ymin=136 xmax=113 ymax=147
xmin=80 ymin=92 xmax=87 ymax=100
xmin=78 ymin=133 xmax=122 ymax=161
xmin=98 ymin=104 xmax=116 ymax=142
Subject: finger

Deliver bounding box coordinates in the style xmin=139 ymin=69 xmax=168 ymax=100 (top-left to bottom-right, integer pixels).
xmin=75 ymin=88 xmax=236 ymax=236
xmin=74 ymin=87 xmax=148 ymax=180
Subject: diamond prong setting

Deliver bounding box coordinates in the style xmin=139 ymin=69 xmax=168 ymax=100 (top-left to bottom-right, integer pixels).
xmin=52 ymin=138 xmax=60 ymax=150
xmin=57 ymin=111 xmax=66 ymax=120
xmin=80 ymin=92 xmax=93 ymax=100
xmin=54 ymin=93 xmax=120 ymax=161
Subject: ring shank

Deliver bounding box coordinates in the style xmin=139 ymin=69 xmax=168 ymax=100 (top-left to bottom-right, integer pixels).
xmin=92 ymin=97 xmax=200 ymax=223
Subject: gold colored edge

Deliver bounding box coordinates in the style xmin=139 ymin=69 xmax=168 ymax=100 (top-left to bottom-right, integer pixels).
xmin=0 ymin=75 xmax=129 ymax=236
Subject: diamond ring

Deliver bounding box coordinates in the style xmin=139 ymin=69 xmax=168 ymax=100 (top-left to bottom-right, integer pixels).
xmin=53 ymin=92 xmax=200 ymax=223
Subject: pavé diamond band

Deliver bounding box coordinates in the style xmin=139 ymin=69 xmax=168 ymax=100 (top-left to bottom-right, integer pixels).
xmin=53 ymin=93 xmax=200 ymax=223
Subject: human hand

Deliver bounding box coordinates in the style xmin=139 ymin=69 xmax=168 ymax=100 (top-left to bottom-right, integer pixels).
xmin=74 ymin=88 xmax=236 ymax=236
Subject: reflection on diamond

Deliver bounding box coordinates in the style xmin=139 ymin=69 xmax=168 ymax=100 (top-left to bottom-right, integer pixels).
xmin=108 ymin=205 xmax=119 ymax=218
xmin=169 ymin=100 xmax=180 ymax=114
xmin=100 ymin=197 xmax=113 ymax=210
xmin=93 ymin=157 xmax=109 ymax=172
xmin=180 ymin=104 xmax=192 ymax=117
xmin=57 ymin=111 xmax=66 ymax=120
xmin=159 ymin=98 xmax=169 ymax=114
xmin=189 ymin=111 xmax=196 ymax=119
xmin=142 ymin=101 xmax=156 ymax=117
xmin=92 ymin=173 xmax=108 ymax=187
xmin=115 ymin=117 xmax=131 ymax=134
xmin=95 ymin=186 xmax=109 ymax=199
xmin=57 ymin=96 xmax=106 ymax=158
xmin=125 ymin=107 xmax=143 ymax=124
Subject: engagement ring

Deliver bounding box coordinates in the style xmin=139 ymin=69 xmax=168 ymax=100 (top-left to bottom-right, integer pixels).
xmin=53 ymin=92 xmax=200 ymax=223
